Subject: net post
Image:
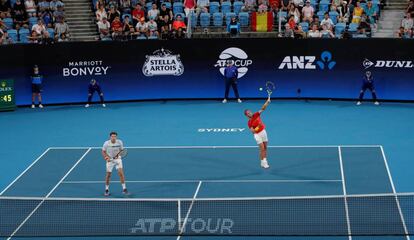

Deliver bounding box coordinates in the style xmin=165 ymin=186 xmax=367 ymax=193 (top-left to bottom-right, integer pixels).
xmin=177 ymin=199 xmax=182 ymax=233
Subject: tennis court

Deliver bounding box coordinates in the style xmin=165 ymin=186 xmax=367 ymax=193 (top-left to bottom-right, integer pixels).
xmin=1 ymin=100 xmax=413 ymax=240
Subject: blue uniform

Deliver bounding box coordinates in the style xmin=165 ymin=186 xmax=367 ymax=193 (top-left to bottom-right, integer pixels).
xmin=31 ymin=74 xmax=43 ymax=84
xmin=87 ymin=82 xmax=105 ymax=104
xmin=31 ymin=74 xmax=43 ymax=93
xmin=359 ymin=75 xmax=377 ymax=100
xmin=362 ymin=75 xmax=375 ymax=90
xmin=224 ymin=65 xmax=238 ymax=79
xmin=223 ymin=65 xmax=240 ymax=99
xmin=88 ymin=82 xmax=102 ymax=94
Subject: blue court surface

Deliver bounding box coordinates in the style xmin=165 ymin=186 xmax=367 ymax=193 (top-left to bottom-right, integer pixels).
xmin=1 ymin=100 xmax=414 ymax=240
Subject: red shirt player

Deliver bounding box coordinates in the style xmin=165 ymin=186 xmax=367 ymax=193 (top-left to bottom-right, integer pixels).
xmin=244 ymin=97 xmax=271 ymax=168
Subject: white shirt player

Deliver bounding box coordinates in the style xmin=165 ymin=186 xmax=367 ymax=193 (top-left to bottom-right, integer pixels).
xmin=102 ymin=139 xmax=124 ymax=159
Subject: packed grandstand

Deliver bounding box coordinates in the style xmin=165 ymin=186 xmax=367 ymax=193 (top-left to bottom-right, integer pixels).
xmin=0 ymin=0 xmax=411 ymax=43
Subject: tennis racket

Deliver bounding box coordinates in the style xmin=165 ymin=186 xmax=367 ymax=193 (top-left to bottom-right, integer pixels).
xmin=111 ymin=149 xmax=128 ymax=160
xmin=265 ymin=81 xmax=276 ymax=98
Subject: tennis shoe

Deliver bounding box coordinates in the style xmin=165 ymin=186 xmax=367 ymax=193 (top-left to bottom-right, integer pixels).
xmin=261 ymin=160 xmax=270 ymax=169
xmin=85 ymin=104 xmax=90 ymax=108
xmin=104 ymin=189 xmax=110 ymax=196
xmin=122 ymin=189 xmax=129 ymax=195
xmin=237 ymin=99 xmax=242 ymax=103
xmin=374 ymin=101 xmax=379 ymax=105
xmin=31 ymin=104 xmax=35 ymax=108
xmin=222 ymin=99 xmax=227 ymax=103
xmin=102 ymin=104 xmax=106 ymax=107
xmin=356 ymin=101 xmax=362 ymax=106
xmin=39 ymin=104 xmax=44 ymax=108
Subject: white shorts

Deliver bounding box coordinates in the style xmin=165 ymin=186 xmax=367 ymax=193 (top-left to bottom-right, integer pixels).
xmin=106 ymin=158 xmax=123 ymax=173
xmin=253 ymin=130 xmax=268 ymax=145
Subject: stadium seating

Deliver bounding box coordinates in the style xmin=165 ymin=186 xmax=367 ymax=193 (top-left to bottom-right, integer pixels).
xmin=221 ymin=2 xmax=231 ymax=15
xmin=47 ymin=28 xmax=55 ymax=37
xmin=225 ymin=12 xmax=236 ymax=25
xmin=19 ymin=28 xmax=30 ymax=43
xmin=317 ymin=11 xmax=325 ymax=20
xmin=238 ymin=12 xmax=249 ymax=27
xmin=200 ymin=12 xmax=211 ymax=28
xmin=163 ymin=2 xmax=172 ymax=8
xmin=278 ymin=11 xmax=288 ymax=23
xmin=300 ymin=22 xmax=309 ymax=32
xmin=209 ymin=2 xmax=220 ymax=14
xmin=188 ymin=12 xmax=197 ymax=28
xmin=329 ymin=11 xmax=339 ymax=25
xmin=173 ymin=2 xmax=184 ymax=14
xmin=145 ymin=2 xmax=153 ymax=11
xmin=318 ymin=1 xmax=330 ymax=12
xmin=334 ymin=22 xmax=346 ymax=36
xmin=0 ymin=0 xmax=384 ymax=44
xmin=7 ymin=29 xmax=18 ymax=42
xmin=29 ymin=17 xmax=38 ymax=28
xmin=233 ymin=1 xmax=244 ymax=15
xmin=348 ymin=22 xmax=359 ymax=33
xmin=213 ymin=12 xmax=223 ymax=27
xmin=3 ymin=18 xmax=13 ymax=29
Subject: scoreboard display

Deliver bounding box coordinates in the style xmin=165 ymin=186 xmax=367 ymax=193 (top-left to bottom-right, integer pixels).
xmin=0 ymin=79 xmax=16 ymax=111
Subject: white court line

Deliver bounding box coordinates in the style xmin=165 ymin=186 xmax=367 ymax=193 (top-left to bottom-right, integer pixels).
xmin=338 ymin=146 xmax=352 ymax=240
xmin=61 ymin=179 xmax=343 ymax=184
xmin=48 ymin=145 xmax=383 ymax=150
xmin=0 ymin=148 xmax=51 ymax=196
xmin=6 ymin=148 xmax=92 ymax=240
xmin=380 ymin=146 xmax=411 ymax=240
xmin=2 ymin=192 xmax=414 ymax=202
xmin=177 ymin=181 xmax=202 ymax=240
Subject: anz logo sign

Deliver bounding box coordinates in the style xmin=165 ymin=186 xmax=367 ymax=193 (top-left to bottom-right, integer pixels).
xmin=278 ymin=51 xmax=336 ymax=70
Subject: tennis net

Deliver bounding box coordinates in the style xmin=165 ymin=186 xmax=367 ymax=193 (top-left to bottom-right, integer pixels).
xmin=0 ymin=193 xmax=413 ymax=237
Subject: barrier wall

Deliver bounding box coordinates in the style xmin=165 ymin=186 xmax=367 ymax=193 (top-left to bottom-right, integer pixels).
xmin=1 ymin=38 xmax=414 ymax=105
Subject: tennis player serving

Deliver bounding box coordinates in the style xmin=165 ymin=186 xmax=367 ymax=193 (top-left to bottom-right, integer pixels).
xmin=102 ymin=132 xmax=128 ymax=196
xmin=244 ymin=96 xmax=271 ymax=169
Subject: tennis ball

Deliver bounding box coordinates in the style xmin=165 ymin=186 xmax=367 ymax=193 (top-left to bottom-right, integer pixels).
xmin=259 ymin=87 xmax=263 ymax=91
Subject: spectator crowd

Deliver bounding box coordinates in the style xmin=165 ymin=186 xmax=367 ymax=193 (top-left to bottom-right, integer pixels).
xmin=280 ymin=0 xmax=380 ymax=38
xmin=95 ymin=0 xmax=189 ymax=40
xmin=0 ymin=0 xmax=70 ymax=44
xmin=398 ymin=0 xmax=414 ymax=38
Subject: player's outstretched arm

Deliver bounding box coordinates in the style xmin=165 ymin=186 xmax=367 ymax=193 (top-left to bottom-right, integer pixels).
xmin=259 ymin=97 xmax=271 ymax=113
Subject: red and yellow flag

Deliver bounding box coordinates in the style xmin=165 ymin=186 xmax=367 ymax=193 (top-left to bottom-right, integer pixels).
xmin=251 ymin=12 xmax=273 ymax=32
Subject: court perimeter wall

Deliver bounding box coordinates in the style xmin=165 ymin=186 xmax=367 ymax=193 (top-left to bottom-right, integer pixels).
xmin=1 ymin=39 xmax=413 ymax=105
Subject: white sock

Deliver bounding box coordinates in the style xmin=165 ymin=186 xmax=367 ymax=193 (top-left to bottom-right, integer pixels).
xmin=262 ymin=158 xmax=267 ymax=161
xmin=122 ymin=183 xmax=126 ymax=190
xmin=105 ymin=185 xmax=109 ymax=191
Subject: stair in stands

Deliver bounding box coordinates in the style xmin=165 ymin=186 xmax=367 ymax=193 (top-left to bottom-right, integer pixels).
xmin=64 ymin=0 xmax=98 ymax=41
xmin=373 ymin=0 xmax=407 ymax=38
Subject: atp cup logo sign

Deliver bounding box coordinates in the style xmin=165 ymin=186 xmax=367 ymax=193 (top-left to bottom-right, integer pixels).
xmin=214 ymin=47 xmax=253 ymax=78
xmin=142 ymin=48 xmax=184 ymax=76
